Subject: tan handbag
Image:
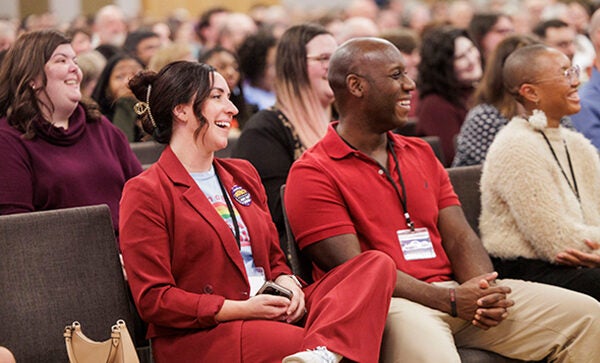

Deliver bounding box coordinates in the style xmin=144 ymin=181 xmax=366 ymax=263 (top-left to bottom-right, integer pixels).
xmin=63 ymin=319 xmax=140 ymax=363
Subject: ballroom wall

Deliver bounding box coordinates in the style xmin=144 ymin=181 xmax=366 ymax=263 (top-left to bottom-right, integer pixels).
xmin=4 ymin=0 xmax=280 ymax=24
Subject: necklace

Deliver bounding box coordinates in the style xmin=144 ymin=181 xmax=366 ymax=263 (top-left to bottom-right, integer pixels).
xmin=539 ymin=131 xmax=580 ymax=201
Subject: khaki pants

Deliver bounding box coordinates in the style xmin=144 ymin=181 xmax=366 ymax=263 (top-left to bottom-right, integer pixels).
xmin=380 ymin=279 xmax=600 ymax=363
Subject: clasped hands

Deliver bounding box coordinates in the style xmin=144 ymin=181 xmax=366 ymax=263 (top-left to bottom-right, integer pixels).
xmin=454 ymin=272 xmax=514 ymax=330
xmin=245 ymin=275 xmax=306 ymax=324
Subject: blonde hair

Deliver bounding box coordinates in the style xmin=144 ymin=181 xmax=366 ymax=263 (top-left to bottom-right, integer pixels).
xmin=276 ymin=82 xmax=330 ymax=149
xmin=147 ymin=42 xmax=193 ymax=72
xmin=274 ymin=24 xmax=332 ymax=149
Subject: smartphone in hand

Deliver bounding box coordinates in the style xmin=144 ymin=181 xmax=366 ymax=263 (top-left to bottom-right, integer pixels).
xmin=257 ymin=281 xmax=293 ymax=300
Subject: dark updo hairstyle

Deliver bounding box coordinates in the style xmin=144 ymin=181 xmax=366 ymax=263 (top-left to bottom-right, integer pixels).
xmin=128 ymin=61 xmax=215 ymax=144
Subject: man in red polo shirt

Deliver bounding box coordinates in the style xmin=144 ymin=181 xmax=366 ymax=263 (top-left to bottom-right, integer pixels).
xmin=284 ymin=37 xmax=600 ymax=362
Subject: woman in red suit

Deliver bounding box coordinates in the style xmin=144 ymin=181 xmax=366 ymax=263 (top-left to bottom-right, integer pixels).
xmin=119 ymin=61 xmax=396 ymax=363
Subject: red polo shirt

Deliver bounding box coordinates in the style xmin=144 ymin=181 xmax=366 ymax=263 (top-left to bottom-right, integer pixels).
xmin=285 ymin=123 xmax=458 ymax=283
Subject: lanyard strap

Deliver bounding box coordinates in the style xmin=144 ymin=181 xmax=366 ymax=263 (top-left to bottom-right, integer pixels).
xmin=539 ymin=131 xmax=580 ymax=201
xmin=215 ymin=169 xmax=241 ymax=249
xmin=338 ymin=134 xmax=414 ymax=230
xmin=386 ymin=139 xmax=415 ymax=231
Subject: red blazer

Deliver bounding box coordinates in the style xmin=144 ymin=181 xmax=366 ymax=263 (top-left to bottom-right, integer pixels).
xmin=119 ymin=146 xmax=291 ymax=361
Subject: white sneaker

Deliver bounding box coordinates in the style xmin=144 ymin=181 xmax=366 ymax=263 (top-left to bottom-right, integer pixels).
xmin=282 ymin=346 xmax=342 ymax=363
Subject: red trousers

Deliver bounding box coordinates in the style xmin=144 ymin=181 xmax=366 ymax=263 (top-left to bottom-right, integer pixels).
xmin=152 ymin=250 xmax=396 ymax=363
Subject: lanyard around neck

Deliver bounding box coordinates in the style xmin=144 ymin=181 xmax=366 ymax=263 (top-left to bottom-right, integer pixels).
xmin=339 ymin=133 xmax=415 ymax=231
xmin=215 ymin=168 xmax=241 ymax=249
xmin=386 ymin=139 xmax=415 ymax=231
xmin=539 ymin=131 xmax=580 ymax=202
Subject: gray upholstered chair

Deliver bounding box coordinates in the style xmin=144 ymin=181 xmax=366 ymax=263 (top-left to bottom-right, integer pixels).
xmin=280 ymin=184 xmax=527 ymax=363
xmin=129 ymin=141 xmax=165 ymax=169
xmin=0 ymin=205 xmax=151 ymax=362
xmin=422 ymin=135 xmax=446 ymax=166
xmin=446 ymin=164 xmax=483 ymax=236
xmin=446 ymin=165 xmax=546 ymax=363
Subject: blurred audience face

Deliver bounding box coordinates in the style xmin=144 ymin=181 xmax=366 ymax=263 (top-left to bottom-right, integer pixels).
xmin=37 ymin=44 xmax=82 ymax=117
xmin=152 ymin=22 xmax=172 ymax=46
xmin=218 ymin=13 xmax=258 ymax=52
xmin=203 ymin=49 xmax=241 ymax=91
xmin=108 ymin=58 xmax=143 ymax=100
xmin=346 ymin=0 xmax=379 ymax=21
xmin=0 ymin=21 xmax=16 ymax=51
xmin=406 ymin=4 xmax=431 ymax=34
xmin=544 ymin=25 xmax=576 ymax=60
xmin=454 ymin=36 xmax=482 ymax=84
xmin=200 ymin=10 xmax=229 ymax=48
xmin=94 ymin=5 xmax=127 ymax=47
xmin=565 ymin=2 xmax=591 ymax=34
xmin=448 ymin=0 xmax=475 ymax=29
xmin=257 ymin=46 xmax=277 ymax=92
xmin=306 ymin=33 xmax=338 ymax=108
xmin=135 ymin=35 xmax=161 ymax=66
xmin=337 ymin=17 xmax=379 ymax=44
xmin=481 ymin=16 xmax=515 ymax=60
xmin=71 ymin=30 xmax=92 ymax=55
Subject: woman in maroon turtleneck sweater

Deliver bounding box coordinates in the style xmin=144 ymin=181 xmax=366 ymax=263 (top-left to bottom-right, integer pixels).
xmin=0 ymin=30 xmax=142 ymax=233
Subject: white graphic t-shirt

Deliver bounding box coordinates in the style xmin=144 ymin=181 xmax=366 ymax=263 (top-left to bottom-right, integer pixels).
xmin=191 ymin=166 xmax=259 ymax=279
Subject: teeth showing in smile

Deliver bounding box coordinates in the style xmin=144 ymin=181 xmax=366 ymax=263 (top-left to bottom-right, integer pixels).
xmin=399 ymin=100 xmax=411 ymax=107
xmin=215 ymin=121 xmax=231 ymax=128
xmin=65 ymin=80 xmax=78 ymax=85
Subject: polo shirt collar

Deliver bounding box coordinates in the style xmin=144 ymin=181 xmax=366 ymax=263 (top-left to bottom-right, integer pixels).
xmin=322 ymin=121 xmax=408 ymax=160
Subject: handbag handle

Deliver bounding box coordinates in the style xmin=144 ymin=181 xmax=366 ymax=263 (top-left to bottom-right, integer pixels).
xmin=64 ymin=321 xmax=121 ymax=363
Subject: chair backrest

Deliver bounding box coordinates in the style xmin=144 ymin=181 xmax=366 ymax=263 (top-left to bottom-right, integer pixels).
xmin=215 ymin=134 xmax=240 ymax=159
xmin=446 ymin=165 xmax=483 ymax=236
xmin=130 ymin=142 xmax=166 ymax=169
xmin=280 ymin=185 xmax=314 ymax=284
xmin=422 ymin=135 xmax=446 ymax=166
xmin=0 ymin=205 xmax=139 ymax=362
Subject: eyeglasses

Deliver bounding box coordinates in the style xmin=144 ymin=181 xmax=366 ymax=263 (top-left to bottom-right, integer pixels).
xmin=533 ymin=65 xmax=580 ymax=86
xmin=307 ymin=54 xmax=331 ymax=66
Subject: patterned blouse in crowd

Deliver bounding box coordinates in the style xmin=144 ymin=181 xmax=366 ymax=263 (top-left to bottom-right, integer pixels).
xmin=452 ymin=103 xmax=507 ymax=167
xmin=452 ymin=103 xmax=574 ymax=167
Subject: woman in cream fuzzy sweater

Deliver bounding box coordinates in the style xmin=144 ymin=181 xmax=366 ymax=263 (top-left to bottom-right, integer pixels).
xmin=480 ymin=44 xmax=600 ymax=300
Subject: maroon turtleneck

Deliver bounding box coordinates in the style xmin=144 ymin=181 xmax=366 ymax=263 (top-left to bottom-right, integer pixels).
xmin=0 ymin=104 xmax=143 ymax=234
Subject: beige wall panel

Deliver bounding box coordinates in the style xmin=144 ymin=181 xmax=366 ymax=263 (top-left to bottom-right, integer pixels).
xmin=81 ymin=0 xmax=113 ymax=18
xmin=20 ymin=0 xmax=48 ymax=19
xmin=141 ymin=0 xmax=279 ymax=19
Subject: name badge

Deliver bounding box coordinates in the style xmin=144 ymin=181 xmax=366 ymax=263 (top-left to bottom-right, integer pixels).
xmin=248 ymin=267 xmax=266 ymax=296
xmin=397 ymin=227 xmax=436 ymax=261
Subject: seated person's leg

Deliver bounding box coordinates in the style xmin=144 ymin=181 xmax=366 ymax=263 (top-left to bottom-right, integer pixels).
xmin=381 ymin=295 xmax=463 ymax=363
xmin=303 ymin=250 xmax=397 ymax=363
xmin=454 ymin=279 xmax=600 ymax=362
xmin=241 ymin=320 xmax=304 ymax=362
